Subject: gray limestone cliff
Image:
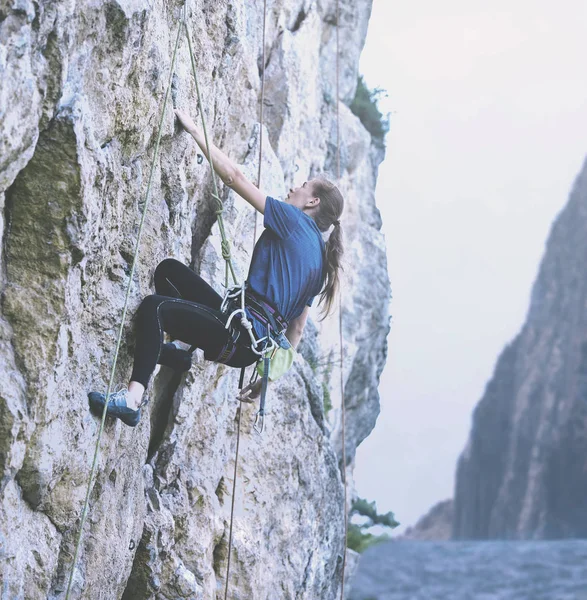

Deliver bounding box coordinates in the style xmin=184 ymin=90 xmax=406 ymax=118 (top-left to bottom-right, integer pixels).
xmin=0 ymin=0 xmax=390 ymax=598
xmin=453 ymin=157 xmax=587 ymax=540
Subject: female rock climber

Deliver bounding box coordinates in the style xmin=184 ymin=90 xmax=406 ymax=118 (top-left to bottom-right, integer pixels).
xmin=89 ymin=109 xmax=344 ymax=427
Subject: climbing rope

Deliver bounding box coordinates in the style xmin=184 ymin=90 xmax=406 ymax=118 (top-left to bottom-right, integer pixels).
xmin=224 ymin=2 xmax=268 ymax=597
xmin=335 ymin=0 xmax=349 ymax=597
xmin=224 ymin=403 xmax=242 ymax=600
xmin=183 ymin=15 xmax=241 ymax=597
xmin=64 ymin=15 xmax=185 ymax=600
xmin=252 ymin=0 xmax=268 ymax=244
xmin=185 ymin=19 xmax=237 ymax=289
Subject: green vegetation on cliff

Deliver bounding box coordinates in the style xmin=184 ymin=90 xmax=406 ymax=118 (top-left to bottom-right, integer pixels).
xmin=350 ymin=76 xmax=390 ymax=143
xmin=348 ymin=497 xmax=399 ymax=553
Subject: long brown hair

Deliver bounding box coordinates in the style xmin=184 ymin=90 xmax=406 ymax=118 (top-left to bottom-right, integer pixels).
xmin=311 ymin=177 xmax=344 ymax=317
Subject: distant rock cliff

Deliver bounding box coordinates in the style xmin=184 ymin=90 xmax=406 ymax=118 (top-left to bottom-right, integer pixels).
xmin=0 ymin=1 xmax=390 ymax=598
xmin=401 ymin=499 xmax=453 ymax=541
xmin=453 ymin=157 xmax=587 ymax=540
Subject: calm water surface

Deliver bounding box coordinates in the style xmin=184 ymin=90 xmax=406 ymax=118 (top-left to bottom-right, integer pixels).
xmin=349 ymin=540 xmax=587 ymax=600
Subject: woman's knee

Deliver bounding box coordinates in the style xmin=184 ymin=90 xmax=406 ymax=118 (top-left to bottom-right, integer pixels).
xmin=154 ymin=258 xmax=181 ymax=281
xmin=136 ymin=294 xmax=162 ymax=320
xmin=154 ymin=258 xmax=184 ymax=295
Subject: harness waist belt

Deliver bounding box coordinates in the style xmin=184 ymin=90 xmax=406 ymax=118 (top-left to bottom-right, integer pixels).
xmin=244 ymin=292 xmax=288 ymax=335
xmin=213 ymin=289 xmax=288 ymax=365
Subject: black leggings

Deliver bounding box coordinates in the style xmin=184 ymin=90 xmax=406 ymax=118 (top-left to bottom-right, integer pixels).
xmin=130 ymin=258 xmax=258 ymax=387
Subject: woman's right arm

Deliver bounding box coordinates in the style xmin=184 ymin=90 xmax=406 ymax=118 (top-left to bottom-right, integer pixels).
xmin=175 ymin=109 xmax=266 ymax=213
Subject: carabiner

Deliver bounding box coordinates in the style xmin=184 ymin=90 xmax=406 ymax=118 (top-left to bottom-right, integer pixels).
xmin=253 ymin=410 xmax=265 ymax=435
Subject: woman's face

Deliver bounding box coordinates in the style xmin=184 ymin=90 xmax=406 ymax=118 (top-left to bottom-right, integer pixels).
xmin=285 ymin=180 xmax=320 ymax=212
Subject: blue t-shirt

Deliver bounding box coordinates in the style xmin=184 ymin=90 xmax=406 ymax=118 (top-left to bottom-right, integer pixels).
xmin=247 ymin=196 xmax=325 ymax=338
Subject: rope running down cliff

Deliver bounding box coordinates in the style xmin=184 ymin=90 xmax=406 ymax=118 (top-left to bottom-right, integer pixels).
xmin=64 ymin=6 xmax=240 ymax=598
xmin=252 ymin=0 xmax=268 ymax=245
xmin=64 ymin=15 xmax=186 ymax=600
xmin=185 ymin=17 xmax=238 ymax=289
xmin=336 ymin=0 xmax=349 ymax=596
xmin=222 ymin=2 xmax=268 ymax=597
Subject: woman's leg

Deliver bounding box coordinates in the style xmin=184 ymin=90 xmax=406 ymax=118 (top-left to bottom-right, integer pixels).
xmin=127 ymin=295 xmax=231 ymax=408
xmin=153 ymin=258 xmax=224 ymax=371
xmin=154 ymin=258 xmax=222 ymax=308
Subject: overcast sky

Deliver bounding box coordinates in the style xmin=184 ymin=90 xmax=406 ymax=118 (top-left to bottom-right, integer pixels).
xmin=354 ymin=0 xmax=587 ymax=532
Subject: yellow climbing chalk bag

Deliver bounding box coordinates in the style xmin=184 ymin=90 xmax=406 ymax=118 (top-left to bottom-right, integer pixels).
xmin=256 ymin=345 xmax=296 ymax=381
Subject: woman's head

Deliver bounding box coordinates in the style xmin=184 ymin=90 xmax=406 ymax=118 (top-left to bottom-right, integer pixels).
xmin=286 ymin=177 xmax=344 ymax=231
xmin=297 ymin=177 xmax=345 ymax=317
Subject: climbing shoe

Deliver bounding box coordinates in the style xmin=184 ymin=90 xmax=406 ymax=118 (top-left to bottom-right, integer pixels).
xmin=158 ymin=341 xmax=192 ymax=372
xmin=88 ymin=388 xmax=141 ymax=427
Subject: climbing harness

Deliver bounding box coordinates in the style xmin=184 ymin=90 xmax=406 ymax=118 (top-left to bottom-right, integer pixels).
xmin=221 ymin=285 xmax=279 ymax=357
xmin=222 ymin=286 xmax=288 ymax=351
xmin=219 ymin=283 xmax=291 ymax=433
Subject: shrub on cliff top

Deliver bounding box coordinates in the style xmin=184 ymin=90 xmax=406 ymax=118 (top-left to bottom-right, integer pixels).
xmin=350 ymin=76 xmax=390 ymax=143
xmin=348 ymin=497 xmax=399 ymax=553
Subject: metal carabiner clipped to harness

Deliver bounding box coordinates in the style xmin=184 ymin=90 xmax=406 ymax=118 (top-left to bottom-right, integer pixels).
xmin=254 ymin=335 xmax=278 ymax=435
xmin=221 ymin=285 xmax=284 ymax=434
xmin=222 ymin=283 xmax=270 ymax=357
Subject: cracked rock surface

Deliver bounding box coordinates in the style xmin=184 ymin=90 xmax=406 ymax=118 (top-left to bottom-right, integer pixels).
xmin=0 ymin=0 xmax=389 ymax=598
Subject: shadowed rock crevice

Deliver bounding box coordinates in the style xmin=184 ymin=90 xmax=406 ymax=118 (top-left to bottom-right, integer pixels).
xmin=257 ymin=30 xmax=280 ymax=77
xmin=49 ymin=531 xmax=78 ymax=599
xmin=295 ymin=549 xmax=313 ymax=598
xmin=121 ymin=528 xmax=155 ymax=600
xmin=190 ymin=182 xmax=228 ymax=270
xmin=3 ymin=115 xmax=84 ymax=514
xmin=290 ymin=7 xmax=308 ymax=33
xmin=214 ymin=475 xmax=227 ymax=504
xmin=148 ymin=369 xmax=184 ymax=460
xmin=212 ymin=532 xmax=228 ymax=582
xmin=38 ymin=29 xmax=64 ymax=131
xmin=3 ymin=115 xmax=83 ymax=381
xmin=104 ymin=1 xmax=130 ymax=49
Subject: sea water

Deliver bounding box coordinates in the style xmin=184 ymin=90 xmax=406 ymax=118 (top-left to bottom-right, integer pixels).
xmin=348 ymin=540 xmax=587 ymax=600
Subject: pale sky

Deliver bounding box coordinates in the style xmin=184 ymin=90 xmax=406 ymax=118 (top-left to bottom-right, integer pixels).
xmin=355 ymin=0 xmax=587 ymax=532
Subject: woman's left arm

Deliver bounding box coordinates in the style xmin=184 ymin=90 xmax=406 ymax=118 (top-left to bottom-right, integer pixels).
xmin=175 ymin=109 xmax=266 ymax=213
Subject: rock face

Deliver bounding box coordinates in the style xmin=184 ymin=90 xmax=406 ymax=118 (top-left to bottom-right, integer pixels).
xmin=453 ymin=157 xmax=587 ymax=540
xmin=401 ymin=499 xmax=453 ymax=541
xmin=0 ymin=0 xmax=390 ymax=598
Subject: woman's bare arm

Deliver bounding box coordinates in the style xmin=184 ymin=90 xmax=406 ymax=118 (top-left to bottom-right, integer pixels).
xmin=175 ymin=109 xmax=266 ymax=213
xmin=285 ymin=306 xmax=310 ymax=350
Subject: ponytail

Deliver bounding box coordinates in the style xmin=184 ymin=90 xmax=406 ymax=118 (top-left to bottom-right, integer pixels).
xmin=319 ymin=220 xmax=343 ymax=317
xmin=310 ymin=177 xmax=345 ymax=318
